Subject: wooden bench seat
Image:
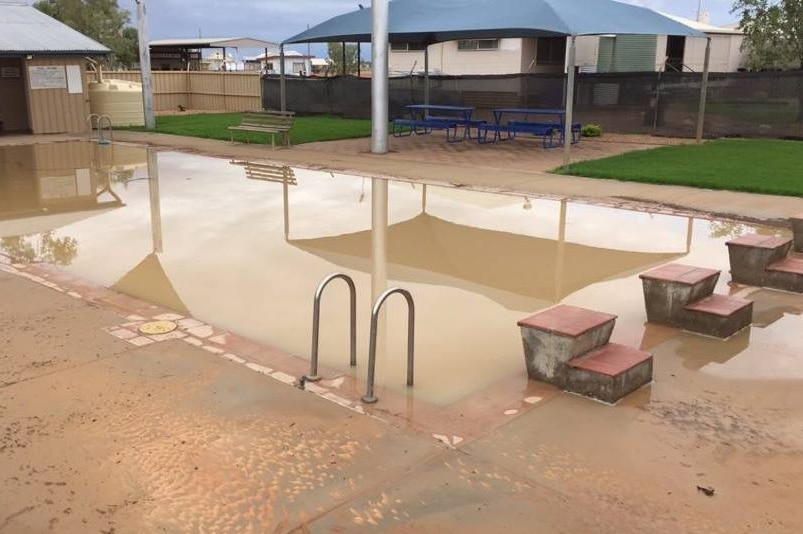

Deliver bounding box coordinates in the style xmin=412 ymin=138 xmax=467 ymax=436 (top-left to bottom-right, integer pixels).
xmin=228 ymin=110 xmax=296 ymax=149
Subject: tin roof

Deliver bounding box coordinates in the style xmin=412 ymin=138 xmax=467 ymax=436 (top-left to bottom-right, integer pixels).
xmin=0 ymin=2 xmax=110 ymax=55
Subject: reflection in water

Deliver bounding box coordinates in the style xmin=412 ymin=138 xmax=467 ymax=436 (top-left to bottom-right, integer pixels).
xmin=112 ymin=149 xmax=189 ymax=315
xmin=0 ymin=142 xmax=146 ymax=265
xmin=5 ymin=143 xmax=801 ymax=404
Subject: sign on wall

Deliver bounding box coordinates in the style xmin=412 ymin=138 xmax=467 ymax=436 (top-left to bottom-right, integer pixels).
xmin=28 ymin=65 xmax=67 ymax=89
xmin=66 ymin=65 xmax=83 ymax=94
xmin=1 ymin=67 xmax=21 ymax=78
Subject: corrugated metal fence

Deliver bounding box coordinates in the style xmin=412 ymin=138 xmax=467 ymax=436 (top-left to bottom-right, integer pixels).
xmin=104 ymin=71 xmax=262 ymax=113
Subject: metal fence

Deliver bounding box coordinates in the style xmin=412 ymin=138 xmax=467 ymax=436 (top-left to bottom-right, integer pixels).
xmin=263 ymin=71 xmax=803 ymax=139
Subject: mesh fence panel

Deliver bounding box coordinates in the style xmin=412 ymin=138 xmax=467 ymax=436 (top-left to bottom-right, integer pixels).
xmin=263 ymin=71 xmax=803 ymax=139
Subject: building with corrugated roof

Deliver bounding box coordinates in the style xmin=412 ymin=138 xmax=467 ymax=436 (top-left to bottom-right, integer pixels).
xmin=0 ymin=1 xmax=109 ymax=134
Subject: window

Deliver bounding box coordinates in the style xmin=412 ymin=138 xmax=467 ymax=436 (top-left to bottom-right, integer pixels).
xmin=536 ymin=37 xmax=567 ymax=64
xmin=292 ymin=61 xmax=305 ymax=74
xmin=265 ymin=62 xmax=274 ymax=71
xmin=390 ymin=43 xmax=427 ymax=52
xmin=457 ymin=39 xmax=499 ymax=51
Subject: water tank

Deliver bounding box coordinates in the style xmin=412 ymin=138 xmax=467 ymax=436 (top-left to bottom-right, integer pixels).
xmin=88 ymin=79 xmax=145 ymax=127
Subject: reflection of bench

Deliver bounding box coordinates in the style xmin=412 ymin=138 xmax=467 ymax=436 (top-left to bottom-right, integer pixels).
xmin=228 ymin=110 xmax=295 ymax=148
xmin=230 ymin=160 xmax=296 ymax=185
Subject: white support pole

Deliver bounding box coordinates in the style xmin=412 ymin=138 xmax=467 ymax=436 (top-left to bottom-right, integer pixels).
xmin=135 ymin=0 xmax=155 ymax=129
xmin=695 ymin=37 xmax=712 ymax=143
xmin=424 ymin=45 xmax=430 ymax=107
xmin=279 ymin=44 xmax=287 ymax=112
xmin=562 ymin=35 xmax=577 ymax=168
xmin=371 ymin=0 xmax=389 ymax=154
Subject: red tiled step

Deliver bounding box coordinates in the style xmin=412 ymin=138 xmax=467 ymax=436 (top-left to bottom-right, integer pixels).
xmin=726 ymin=234 xmax=792 ymax=250
xmin=639 ymin=263 xmax=719 ymax=286
xmin=684 ymin=294 xmax=752 ymax=317
xmin=767 ymin=256 xmax=803 ymax=275
xmin=517 ymin=304 xmax=616 ymax=338
xmin=568 ymin=343 xmax=652 ymax=377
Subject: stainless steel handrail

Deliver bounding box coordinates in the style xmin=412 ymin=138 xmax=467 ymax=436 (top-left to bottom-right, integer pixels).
xmin=361 ymin=287 xmax=415 ymax=404
xmin=305 ymin=273 xmax=357 ymax=382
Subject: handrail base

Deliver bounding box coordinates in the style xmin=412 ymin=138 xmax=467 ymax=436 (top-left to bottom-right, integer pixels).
xmin=361 ymin=395 xmax=378 ymax=404
xmin=304 ymin=374 xmax=322 ymax=383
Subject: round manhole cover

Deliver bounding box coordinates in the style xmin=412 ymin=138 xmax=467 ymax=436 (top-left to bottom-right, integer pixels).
xmin=138 ymin=321 xmax=178 ymax=335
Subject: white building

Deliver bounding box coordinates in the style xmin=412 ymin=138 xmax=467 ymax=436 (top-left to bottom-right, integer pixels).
xmin=388 ymin=12 xmax=745 ymax=76
xmin=244 ymin=50 xmax=313 ymax=76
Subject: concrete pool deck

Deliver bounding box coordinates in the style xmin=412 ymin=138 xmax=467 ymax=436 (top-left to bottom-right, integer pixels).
xmin=3 ymin=131 xmax=797 ymax=224
xmin=3 ymin=266 xmax=803 ymax=533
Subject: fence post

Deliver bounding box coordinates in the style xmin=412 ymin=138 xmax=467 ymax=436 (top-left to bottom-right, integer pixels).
xmin=695 ymin=37 xmax=711 ymax=143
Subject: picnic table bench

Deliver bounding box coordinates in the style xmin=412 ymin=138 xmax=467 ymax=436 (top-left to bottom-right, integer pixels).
xmin=228 ymin=110 xmax=296 ymax=148
xmin=485 ymin=108 xmax=582 ymax=148
xmin=393 ymin=105 xmax=480 ymax=143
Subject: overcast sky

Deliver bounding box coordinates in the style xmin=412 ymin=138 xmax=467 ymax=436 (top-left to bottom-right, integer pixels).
xmin=114 ymin=0 xmax=739 ymax=57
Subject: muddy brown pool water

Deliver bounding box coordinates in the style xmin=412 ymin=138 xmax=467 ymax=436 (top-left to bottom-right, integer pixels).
xmin=1 ymin=141 xmax=802 ymax=406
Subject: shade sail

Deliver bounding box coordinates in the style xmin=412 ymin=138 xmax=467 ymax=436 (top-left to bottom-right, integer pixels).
xmin=291 ymin=213 xmax=682 ymax=311
xmin=284 ymin=0 xmax=706 ymax=44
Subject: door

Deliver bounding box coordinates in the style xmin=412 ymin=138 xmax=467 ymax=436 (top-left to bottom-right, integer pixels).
xmin=665 ymin=36 xmax=686 ymax=72
xmin=0 ymin=58 xmax=30 ymax=133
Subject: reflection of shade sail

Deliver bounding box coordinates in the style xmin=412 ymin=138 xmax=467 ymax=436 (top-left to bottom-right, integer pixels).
xmin=291 ymin=213 xmax=682 ymax=310
xmin=113 ymin=253 xmax=189 ymax=315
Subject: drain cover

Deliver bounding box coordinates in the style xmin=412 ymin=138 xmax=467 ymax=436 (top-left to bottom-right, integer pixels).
xmin=138 ymin=321 xmax=178 ymax=335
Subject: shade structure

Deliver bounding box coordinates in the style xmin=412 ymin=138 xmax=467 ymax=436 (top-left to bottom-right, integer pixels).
xmin=290 ymin=212 xmax=682 ymax=311
xmin=284 ymin=0 xmax=705 ymax=44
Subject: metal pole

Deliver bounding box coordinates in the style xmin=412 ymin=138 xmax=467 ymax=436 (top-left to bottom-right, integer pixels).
xmin=362 ymin=287 xmax=415 ymax=404
xmin=562 ymin=35 xmax=577 ymax=168
xmin=146 ymin=148 xmax=162 ymax=253
xmin=279 ymin=44 xmax=287 ymax=112
xmin=424 ymin=45 xmax=430 ymax=107
xmin=358 ymin=42 xmax=362 ymax=77
xmin=372 ymin=0 xmax=389 ymax=154
xmin=695 ymin=37 xmax=712 ymax=143
xmin=342 ymin=42 xmax=347 ymax=76
xmin=307 ymin=273 xmax=357 ymax=382
xmin=135 ymin=0 xmax=155 ymax=129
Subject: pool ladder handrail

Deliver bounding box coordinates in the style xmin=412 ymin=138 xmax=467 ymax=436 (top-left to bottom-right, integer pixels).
xmin=306 ymin=273 xmax=357 ymax=382
xmin=362 ymin=287 xmax=415 ymax=405
xmin=87 ymin=114 xmax=113 ymax=144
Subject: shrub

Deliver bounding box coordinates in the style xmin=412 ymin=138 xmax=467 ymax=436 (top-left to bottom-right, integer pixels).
xmin=582 ymin=124 xmax=603 ymax=137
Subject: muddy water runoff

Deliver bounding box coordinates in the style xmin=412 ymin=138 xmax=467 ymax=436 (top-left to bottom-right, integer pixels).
xmin=1 ymin=141 xmax=801 ymax=405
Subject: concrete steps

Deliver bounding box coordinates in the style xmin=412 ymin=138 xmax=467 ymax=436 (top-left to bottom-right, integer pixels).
xmin=727 ymin=216 xmax=803 ymax=293
xmin=518 ymin=305 xmax=652 ymax=404
xmin=640 ymin=263 xmax=753 ymax=339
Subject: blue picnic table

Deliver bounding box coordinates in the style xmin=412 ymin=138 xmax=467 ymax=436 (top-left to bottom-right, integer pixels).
xmin=393 ymin=104 xmax=482 ymax=142
xmin=479 ymin=108 xmax=582 ymax=148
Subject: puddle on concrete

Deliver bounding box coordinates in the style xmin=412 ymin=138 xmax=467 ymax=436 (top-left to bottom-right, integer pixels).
xmin=1 ymin=141 xmax=801 ymax=405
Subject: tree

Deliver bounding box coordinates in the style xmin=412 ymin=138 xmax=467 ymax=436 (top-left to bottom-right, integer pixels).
xmin=33 ymin=0 xmax=139 ymax=68
xmin=327 ymin=43 xmax=361 ymax=76
xmin=732 ymin=0 xmax=803 ymax=70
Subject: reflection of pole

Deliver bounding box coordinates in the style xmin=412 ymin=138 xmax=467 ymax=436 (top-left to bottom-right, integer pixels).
xmin=686 ymin=217 xmax=695 ymax=254
xmin=554 ymin=200 xmax=567 ymax=302
xmin=147 ymin=148 xmax=163 ymax=254
xmin=421 ymin=184 xmax=427 ymax=213
xmin=283 ymin=171 xmax=290 ymax=239
xmin=372 ymin=179 xmax=388 ymax=301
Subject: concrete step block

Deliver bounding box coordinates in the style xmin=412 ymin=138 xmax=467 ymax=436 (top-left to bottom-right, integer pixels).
xmin=639 ymin=264 xmax=720 ymax=326
xmin=518 ymin=304 xmax=616 ymax=387
xmin=766 ymin=256 xmax=803 ymax=293
xmin=682 ymin=294 xmax=753 ymax=338
xmin=567 ymin=343 xmax=653 ymax=404
xmin=727 ymin=234 xmax=792 ymax=286
xmin=791 ymin=215 xmax=803 ymax=253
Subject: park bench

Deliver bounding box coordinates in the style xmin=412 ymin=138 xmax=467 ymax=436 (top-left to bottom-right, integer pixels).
xmin=228 ymin=110 xmax=295 ymax=148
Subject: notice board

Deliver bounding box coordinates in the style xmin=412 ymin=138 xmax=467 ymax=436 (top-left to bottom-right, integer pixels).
xmin=29 ymin=65 xmax=67 ymax=90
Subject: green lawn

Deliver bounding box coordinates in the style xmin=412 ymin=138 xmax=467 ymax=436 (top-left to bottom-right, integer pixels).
xmin=558 ymin=139 xmax=803 ymax=197
xmin=126 ymin=113 xmax=373 ymax=145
